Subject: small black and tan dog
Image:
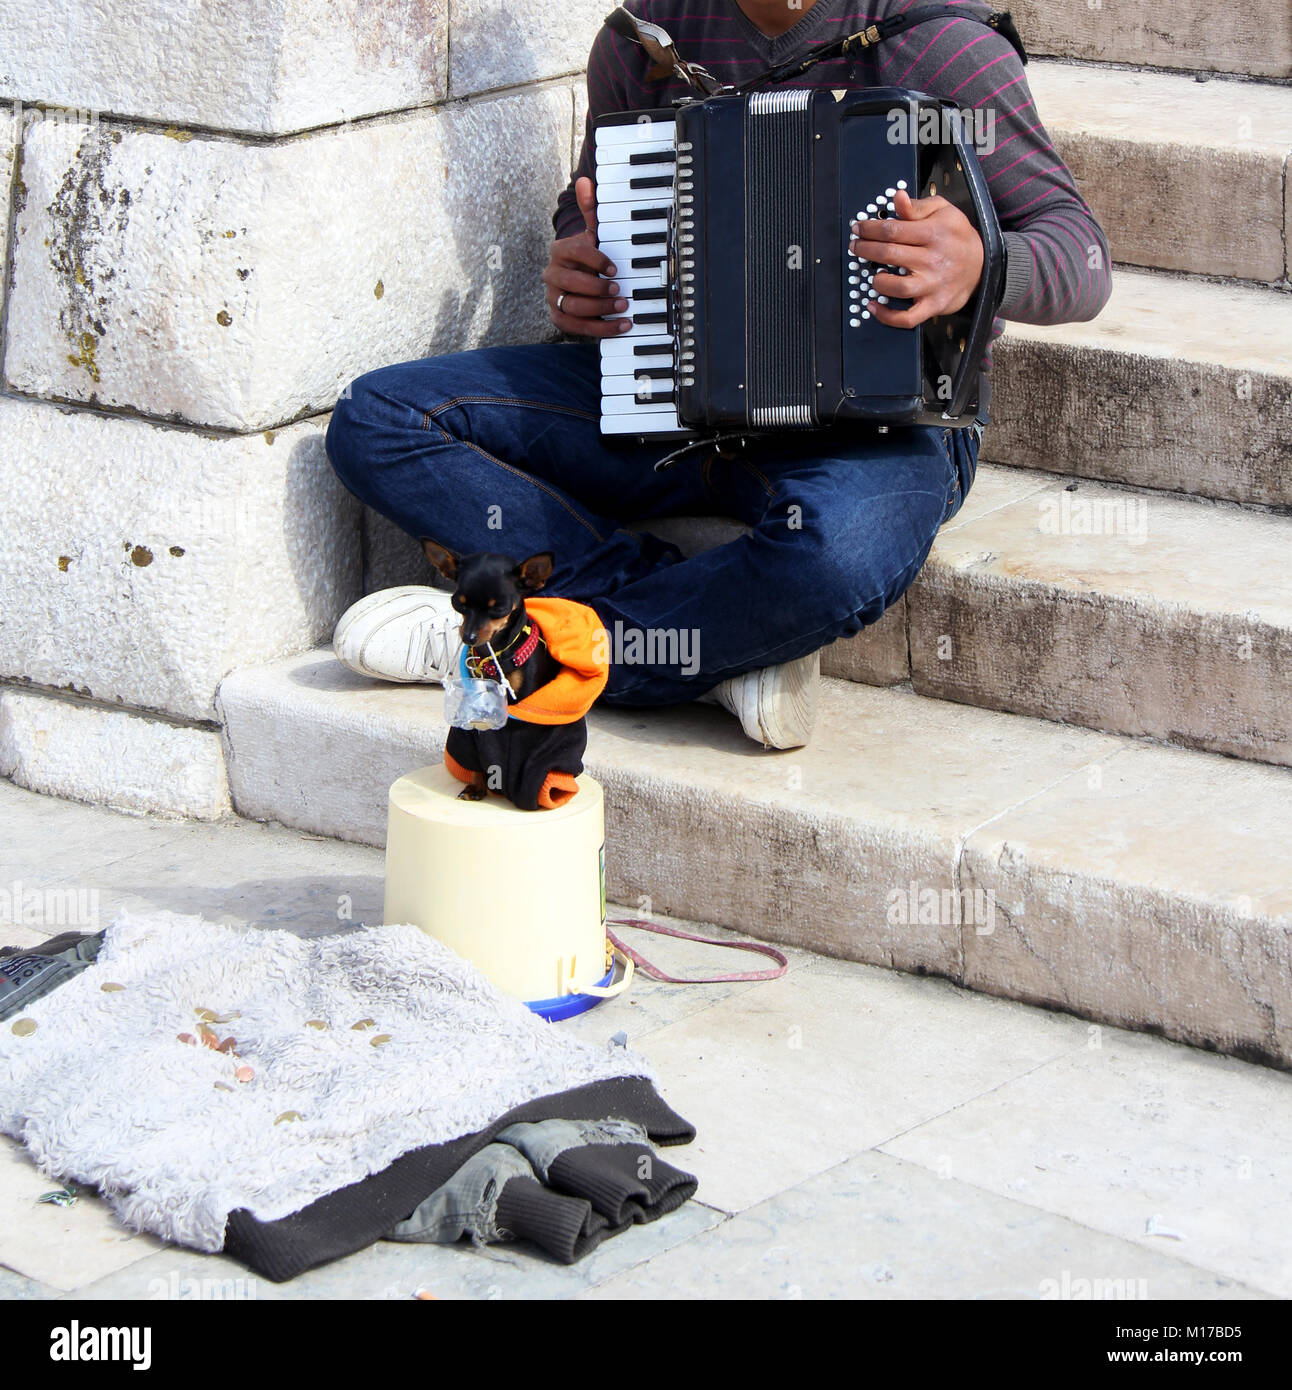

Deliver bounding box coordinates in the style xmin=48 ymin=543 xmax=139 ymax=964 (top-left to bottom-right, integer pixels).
xmin=421 ymin=540 xmax=606 ymax=810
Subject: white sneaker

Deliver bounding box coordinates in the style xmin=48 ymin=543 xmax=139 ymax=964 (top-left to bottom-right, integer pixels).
xmin=699 ymin=651 xmax=820 ymax=749
xmin=332 ymin=586 xmax=463 ymax=684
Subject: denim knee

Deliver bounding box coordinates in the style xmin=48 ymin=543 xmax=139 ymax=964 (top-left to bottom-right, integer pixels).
xmin=768 ymin=491 xmax=942 ymax=630
xmin=324 ymin=378 xmax=372 ymax=489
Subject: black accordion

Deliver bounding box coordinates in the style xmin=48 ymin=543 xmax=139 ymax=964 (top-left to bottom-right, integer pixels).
xmin=595 ymin=87 xmax=1003 ymax=440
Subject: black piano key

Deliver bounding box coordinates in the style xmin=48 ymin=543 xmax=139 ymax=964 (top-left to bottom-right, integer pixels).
xmin=630 ymin=231 xmax=667 ymax=245
xmin=627 ymin=366 xmax=674 ymax=379
xmin=629 ymin=175 xmax=674 ymax=190
xmin=630 ymin=206 xmax=669 ymax=221
xmin=632 ymin=312 xmax=668 ymax=325
xmin=632 ymin=287 xmax=668 ymax=301
xmin=633 ymin=343 xmax=671 ymax=356
xmin=631 ymin=255 xmax=666 ymax=269
xmin=628 ymin=149 xmax=676 ymax=165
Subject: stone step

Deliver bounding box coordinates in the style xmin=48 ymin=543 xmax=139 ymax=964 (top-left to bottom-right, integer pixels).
xmin=640 ymin=461 xmax=1292 ymax=769
xmin=1031 ymin=62 xmax=1292 ymax=284
xmin=1011 ymin=0 xmax=1292 ymax=78
xmin=216 ymin=651 xmax=1292 ymax=1068
xmin=989 ymin=268 xmax=1292 ymax=508
xmin=902 ymin=464 xmax=1292 ymax=766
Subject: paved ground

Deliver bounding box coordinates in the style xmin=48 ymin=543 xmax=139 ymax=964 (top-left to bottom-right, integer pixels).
xmin=0 ymin=777 xmax=1286 ymax=1301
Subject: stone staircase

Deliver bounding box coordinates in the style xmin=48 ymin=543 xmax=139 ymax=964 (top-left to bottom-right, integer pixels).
xmin=6 ymin=5 xmax=1291 ymax=1064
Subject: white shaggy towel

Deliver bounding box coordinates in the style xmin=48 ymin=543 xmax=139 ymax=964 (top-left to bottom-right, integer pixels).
xmin=0 ymin=912 xmax=650 ymax=1253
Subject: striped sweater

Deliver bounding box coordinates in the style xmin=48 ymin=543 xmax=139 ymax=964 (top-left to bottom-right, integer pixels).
xmin=553 ymin=0 xmax=1112 ymax=400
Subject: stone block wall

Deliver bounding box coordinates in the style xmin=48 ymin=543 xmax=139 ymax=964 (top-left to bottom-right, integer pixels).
xmin=0 ymin=0 xmax=602 ymax=817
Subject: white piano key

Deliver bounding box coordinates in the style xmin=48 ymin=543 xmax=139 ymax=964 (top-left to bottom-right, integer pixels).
xmin=595 ymin=121 xmax=676 ymax=151
xmin=600 ymin=333 xmax=671 ymax=364
xmin=600 ymin=246 xmax=667 ymax=275
xmin=595 ymin=159 xmax=675 ymax=184
xmin=595 ymin=165 xmax=674 ymax=189
xmin=609 ymin=311 xmax=671 ymax=336
xmin=600 ymin=394 xmax=677 ymax=416
xmin=597 ymin=227 xmax=669 ymax=270
xmin=601 ymin=378 xmax=677 ymax=402
xmin=597 ymin=215 xmax=668 ymax=241
xmin=594 ymin=141 xmax=677 ymax=169
xmin=600 ymin=334 xmax=670 ymax=358
xmin=597 ymin=263 xmax=668 ymax=285
xmin=598 ymin=209 xmax=670 ymax=230
xmin=594 ymin=179 xmax=675 ymax=206
xmin=600 ymin=410 xmax=684 ymax=436
xmin=598 ymin=360 xmax=669 ymax=382
xmin=595 ymin=281 xmax=667 ymax=305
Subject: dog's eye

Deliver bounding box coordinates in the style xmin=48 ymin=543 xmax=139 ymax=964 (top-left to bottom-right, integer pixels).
xmin=451 ymin=596 xmax=464 ymax=611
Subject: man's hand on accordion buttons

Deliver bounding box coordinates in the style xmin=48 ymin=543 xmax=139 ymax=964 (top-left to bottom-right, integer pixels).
xmin=544 ymin=176 xmax=633 ymax=338
xmin=848 ymin=190 xmax=984 ymax=329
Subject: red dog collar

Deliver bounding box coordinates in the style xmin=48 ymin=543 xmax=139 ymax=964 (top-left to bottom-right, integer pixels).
xmin=469 ymin=621 xmax=540 ymax=682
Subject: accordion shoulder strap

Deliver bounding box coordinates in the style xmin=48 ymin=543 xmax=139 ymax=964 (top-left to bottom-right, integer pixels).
xmin=734 ymin=6 xmax=1028 ymax=93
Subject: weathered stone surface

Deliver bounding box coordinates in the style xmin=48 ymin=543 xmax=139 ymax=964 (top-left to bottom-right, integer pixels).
xmin=450 ymin=0 xmax=605 ymax=97
xmin=989 ymin=270 xmax=1292 ymax=508
xmin=1011 ymin=0 xmax=1292 ymax=77
xmin=0 ymin=398 xmax=360 ymax=721
xmin=603 ymin=969 xmax=1085 ymax=1216
xmin=0 ymin=1 xmax=448 ymax=135
xmin=910 ymin=464 xmax=1292 ymax=766
xmin=6 ymin=85 xmax=575 ymax=430
xmin=586 ymin=1146 xmax=1260 ymax=1299
xmin=884 ymin=1029 xmax=1292 ymax=1296
xmin=1032 ymin=63 xmax=1292 ymax=282
xmin=0 ymin=690 xmax=231 ymax=821
xmin=0 ymin=105 xmax=15 ymax=322
xmin=961 ymin=740 xmax=1292 ymax=1069
xmin=821 ymin=599 xmax=909 ymax=686
xmin=362 ymin=507 xmax=439 ymax=593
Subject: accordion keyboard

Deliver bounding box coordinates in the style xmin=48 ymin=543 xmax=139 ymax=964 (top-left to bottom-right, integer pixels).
xmin=594 ymin=116 xmax=685 ymax=437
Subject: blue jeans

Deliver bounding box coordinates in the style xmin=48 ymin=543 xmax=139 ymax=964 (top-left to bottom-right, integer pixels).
xmin=325 ymin=341 xmax=979 ymax=707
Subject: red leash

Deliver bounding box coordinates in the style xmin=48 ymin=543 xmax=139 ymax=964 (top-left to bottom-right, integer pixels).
xmin=607 ymin=918 xmax=789 ymax=984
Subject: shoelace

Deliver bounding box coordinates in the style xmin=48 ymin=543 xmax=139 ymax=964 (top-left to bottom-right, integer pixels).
xmin=407 ymin=613 xmax=461 ymax=679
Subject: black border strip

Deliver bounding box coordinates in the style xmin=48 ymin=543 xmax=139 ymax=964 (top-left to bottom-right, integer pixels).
xmin=222 ymin=1076 xmax=695 ymax=1282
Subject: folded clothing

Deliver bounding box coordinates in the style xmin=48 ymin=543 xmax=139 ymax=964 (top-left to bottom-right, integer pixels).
xmin=388 ymin=1116 xmax=697 ymax=1264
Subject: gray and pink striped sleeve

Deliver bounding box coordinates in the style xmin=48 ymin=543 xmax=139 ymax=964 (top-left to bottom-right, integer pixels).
xmin=880 ymin=1 xmax=1111 ymax=324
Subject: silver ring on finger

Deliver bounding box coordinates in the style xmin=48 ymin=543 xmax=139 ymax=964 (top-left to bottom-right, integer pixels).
xmin=556 ymin=292 xmax=567 ymax=313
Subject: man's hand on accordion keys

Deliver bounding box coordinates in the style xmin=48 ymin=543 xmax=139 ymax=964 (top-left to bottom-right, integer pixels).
xmin=544 ymin=176 xmax=634 ymax=339
xmin=849 ymin=189 xmax=985 ymax=330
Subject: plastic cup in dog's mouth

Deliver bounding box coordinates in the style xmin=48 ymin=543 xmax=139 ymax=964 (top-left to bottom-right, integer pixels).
xmin=443 ymin=669 xmax=510 ymax=731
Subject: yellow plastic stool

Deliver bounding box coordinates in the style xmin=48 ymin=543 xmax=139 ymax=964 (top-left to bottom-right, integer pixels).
xmin=382 ymin=764 xmax=631 ymax=1018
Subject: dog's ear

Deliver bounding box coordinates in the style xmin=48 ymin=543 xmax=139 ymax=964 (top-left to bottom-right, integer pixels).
xmin=515 ymin=552 xmax=555 ymax=591
xmin=421 ymin=539 xmax=459 ymax=581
